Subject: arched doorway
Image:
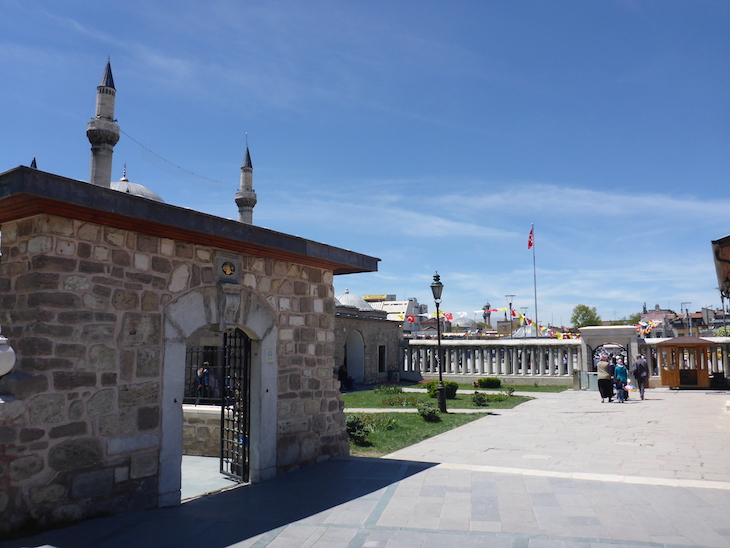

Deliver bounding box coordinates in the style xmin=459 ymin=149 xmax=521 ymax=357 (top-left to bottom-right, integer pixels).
xmin=158 ymin=287 xmax=278 ymax=507
xmin=345 ymin=330 xmax=365 ymax=384
xmin=592 ymin=343 xmax=628 ymax=365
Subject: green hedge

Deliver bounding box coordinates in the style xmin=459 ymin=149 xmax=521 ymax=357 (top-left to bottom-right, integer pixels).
xmin=425 ymin=380 xmax=459 ymax=399
xmin=475 ymin=377 xmax=501 ymax=388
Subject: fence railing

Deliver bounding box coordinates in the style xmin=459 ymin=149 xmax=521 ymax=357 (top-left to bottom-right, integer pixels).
xmin=401 ymin=339 xmax=584 ymax=380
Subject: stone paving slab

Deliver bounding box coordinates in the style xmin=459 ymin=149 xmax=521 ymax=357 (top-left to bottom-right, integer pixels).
xmin=2 ymin=388 xmax=728 ymax=548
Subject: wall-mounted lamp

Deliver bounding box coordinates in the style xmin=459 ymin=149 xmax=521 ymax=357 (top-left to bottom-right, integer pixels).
xmin=0 ymin=327 xmax=17 ymax=376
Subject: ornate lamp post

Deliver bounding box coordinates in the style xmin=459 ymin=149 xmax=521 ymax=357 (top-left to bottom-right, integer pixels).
xmin=505 ymin=294 xmax=515 ymax=338
xmin=430 ymin=272 xmax=447 ymax=413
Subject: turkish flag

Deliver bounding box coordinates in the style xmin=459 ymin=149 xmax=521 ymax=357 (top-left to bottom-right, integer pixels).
xmin=527 ymin=227 xmax=534 ymax=249
xmin=444 ymin=313 xmax=453 ymax=321
xmin=406 ymin=315 xmax=415 ymax=323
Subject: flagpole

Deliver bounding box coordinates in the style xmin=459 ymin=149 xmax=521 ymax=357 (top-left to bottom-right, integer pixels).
xmin=531 ymin=223 xmax=538 ymax=338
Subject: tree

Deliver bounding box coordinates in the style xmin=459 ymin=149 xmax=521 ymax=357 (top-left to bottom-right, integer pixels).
xmin=613 ymin=312 xmax=642 ymax=326
xmin=715 ymin=326 xmax=730 ymax=337
xmin=571 ymin=304 xmax=601 ymax=328
xmin=626 ymin=312 xmax=642 ymax=325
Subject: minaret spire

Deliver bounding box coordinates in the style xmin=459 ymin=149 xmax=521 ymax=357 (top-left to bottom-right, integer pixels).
xmin=86 ymin=58 xmax=120 ymax=187
xmin=235 ymin=133 xmax=257 ymax=224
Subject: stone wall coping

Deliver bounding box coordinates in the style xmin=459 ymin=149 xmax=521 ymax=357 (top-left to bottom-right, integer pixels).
xmin=182 ymin=404 xmax=221 ymax=420
xmin=0 ymin=166 xmax=379 ymax=275
xmin=406 ymin=338 xmax=583 ymax=347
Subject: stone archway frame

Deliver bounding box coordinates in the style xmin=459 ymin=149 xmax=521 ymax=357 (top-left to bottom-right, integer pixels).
xmin=579 ymin=326 xmax=640 ymax=372
xmin=158 ymin=285 xmax=278 ymax=507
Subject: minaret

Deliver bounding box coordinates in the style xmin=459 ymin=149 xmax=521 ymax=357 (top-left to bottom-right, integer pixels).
xmin=86 ymin=59 xmax=120 ymax=187
xmin=235 ymin=144 xmax=257 ymax=224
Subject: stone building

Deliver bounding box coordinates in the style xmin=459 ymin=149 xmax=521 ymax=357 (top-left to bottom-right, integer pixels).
xmin=0 ymin=61 xmax=378 ymax=536
xmin=334 ymin=291 xmax=402 ymax=386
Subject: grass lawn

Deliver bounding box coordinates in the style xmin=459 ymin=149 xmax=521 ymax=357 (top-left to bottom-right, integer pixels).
xmin=452 ymin=383 xmax=570 ymax=393
xmin=347 ymin=412 xmax=485 ymax=458
xmin=341 ymin=388 xmax=531 ymax=410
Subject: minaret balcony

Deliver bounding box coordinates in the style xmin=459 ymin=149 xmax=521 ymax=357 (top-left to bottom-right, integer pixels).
xmin=86 ymin=118 xmax=120 ymax=145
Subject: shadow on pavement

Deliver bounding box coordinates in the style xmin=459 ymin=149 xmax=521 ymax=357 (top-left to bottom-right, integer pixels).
xmin=0 ymin=457 xmax=435 ymax=548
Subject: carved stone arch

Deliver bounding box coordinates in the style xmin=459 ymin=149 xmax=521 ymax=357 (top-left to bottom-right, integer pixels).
xmin=158 ymin=285 xmax=278 ymax=507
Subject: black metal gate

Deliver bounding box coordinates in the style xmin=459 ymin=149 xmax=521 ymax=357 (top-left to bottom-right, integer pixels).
xmin=220 ymin=328 xmax=251 ymax=482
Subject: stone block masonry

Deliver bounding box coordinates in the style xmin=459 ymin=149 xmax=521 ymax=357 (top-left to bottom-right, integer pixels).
xmin=0 ymin=213 xmax=347 ymax=536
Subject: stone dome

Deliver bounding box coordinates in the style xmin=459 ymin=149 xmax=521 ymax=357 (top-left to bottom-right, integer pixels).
xmin=335 ymin=289 xmax=373 ymax=311
xmin=111 ymin=169 xmax=165 ymax=203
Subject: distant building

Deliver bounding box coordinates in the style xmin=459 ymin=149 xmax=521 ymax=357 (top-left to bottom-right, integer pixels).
xmin=363 ymin=294 xmax=429 ymax=333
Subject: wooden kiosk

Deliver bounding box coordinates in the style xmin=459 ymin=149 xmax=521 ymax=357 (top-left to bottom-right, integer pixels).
xmin=657 ymin=337 xmax=716 ymax=388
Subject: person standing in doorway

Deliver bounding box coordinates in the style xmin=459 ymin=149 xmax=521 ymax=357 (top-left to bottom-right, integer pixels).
xmin=631 ymin=355 xmax=649 ymax=400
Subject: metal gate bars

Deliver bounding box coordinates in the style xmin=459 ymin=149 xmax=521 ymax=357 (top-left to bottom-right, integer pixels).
xmin=220 ymin=328 xmax=251 ymax=482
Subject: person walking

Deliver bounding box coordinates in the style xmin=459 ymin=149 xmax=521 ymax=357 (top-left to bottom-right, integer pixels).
xmin=631 ymin=354 xmax=649 ymax=400
xmin=614 ymin=359 xmax=628 ymax=403
xmin=597 ymin=354 xmax=613 ymax=403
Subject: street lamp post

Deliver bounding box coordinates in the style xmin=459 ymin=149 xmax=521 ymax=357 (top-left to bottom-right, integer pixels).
xmin=431 ymin=272 xmax=447 ymax=413
xmin=681 ymin=302 xmax=691 ymax=336
xmin=505 ymin=295 xmax=515 ymax=338
xmin=521 ymin=307 xmax=528 ymax=338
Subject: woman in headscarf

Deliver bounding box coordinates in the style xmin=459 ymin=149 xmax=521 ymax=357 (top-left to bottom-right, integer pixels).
xmin=596 ymin=354 xmax=613 ymax=403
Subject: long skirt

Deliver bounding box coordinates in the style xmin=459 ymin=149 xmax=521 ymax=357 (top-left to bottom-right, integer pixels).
xmin=598 ymin=378 xmax=613 ymax=399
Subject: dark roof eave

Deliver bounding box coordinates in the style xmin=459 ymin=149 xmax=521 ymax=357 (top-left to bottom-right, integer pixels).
xmin=0 ymin=166 xmax=379 ymax=275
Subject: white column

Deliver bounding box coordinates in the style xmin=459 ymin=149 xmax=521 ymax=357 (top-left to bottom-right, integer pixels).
xmin=520 ymin=348 xmax=527 ymax=376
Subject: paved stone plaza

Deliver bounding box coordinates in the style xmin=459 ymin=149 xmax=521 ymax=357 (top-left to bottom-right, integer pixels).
xmin=1 ymin=388 xmax=729 ymax=547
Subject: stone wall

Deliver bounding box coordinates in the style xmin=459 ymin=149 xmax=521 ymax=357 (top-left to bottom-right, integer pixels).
xmin=0 ymin=212 xmax=347 ymax=535
xmin=182 ymin=406 xmax=220 ymax=457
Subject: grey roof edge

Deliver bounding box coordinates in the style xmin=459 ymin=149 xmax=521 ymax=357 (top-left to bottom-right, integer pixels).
xmin=0 ymin=166 xmax=379 ymax=274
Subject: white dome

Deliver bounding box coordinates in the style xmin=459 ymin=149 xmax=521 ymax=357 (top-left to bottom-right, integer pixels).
xmin=453 ymin=317 xmax=476 ymax=327
xmin=111 ymin=171 xmax=165 ymax=203
xmin=335 ymin=289 xmax=373 ymax=311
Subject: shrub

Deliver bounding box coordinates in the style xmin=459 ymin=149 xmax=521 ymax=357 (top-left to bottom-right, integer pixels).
xmin=425 ymin=380 xmax=459 ymax=399
xmin=381 ymin=394 xmax=419 ymax=407
xmin=472 ymin=391 xmax=488 ymax=407
xmin=373 ymin=384 xmax=403 ymax=395
xmin=361 ymin=414 xmax=397 ymax=432
xmin=416 ymin=402 xmax=441 ymax=422
xmin=502 ymin=385 xmax=516 ymax=397
xmin=346 ymin=415 xmax=369 ymax=444
xmin=476 ymin=377 xmax=501 ymax=389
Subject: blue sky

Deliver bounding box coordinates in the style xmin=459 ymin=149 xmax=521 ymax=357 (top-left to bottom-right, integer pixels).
xmin=1 ymin=0 xmax=728 ymax=327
